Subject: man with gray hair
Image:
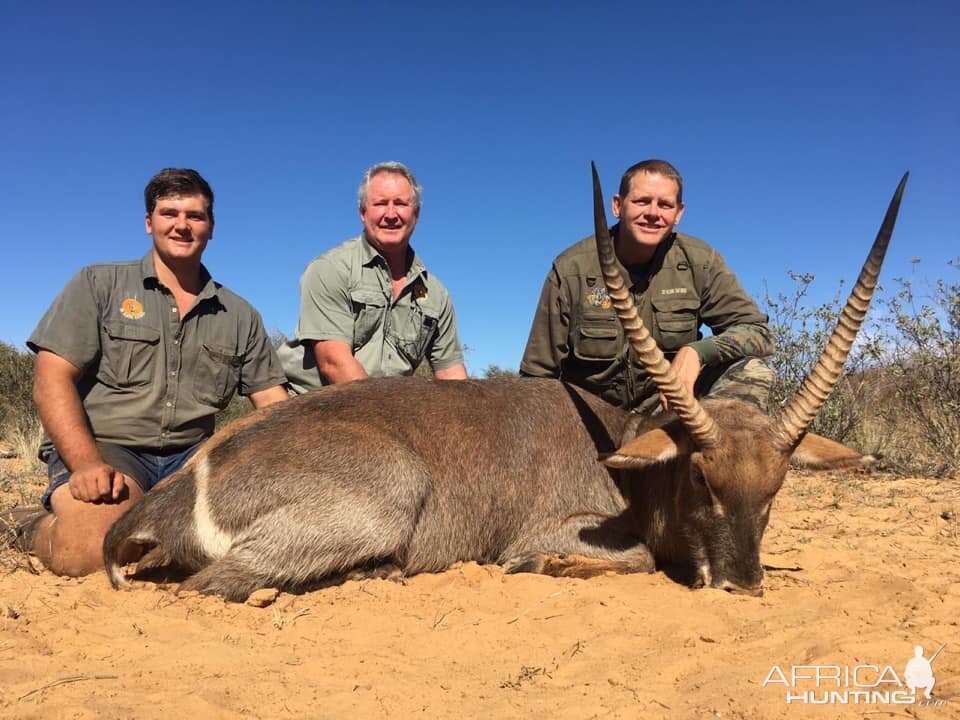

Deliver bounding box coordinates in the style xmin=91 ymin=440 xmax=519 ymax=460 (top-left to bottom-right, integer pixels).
xmin=280 ymin=162 xmax=467 ymax=391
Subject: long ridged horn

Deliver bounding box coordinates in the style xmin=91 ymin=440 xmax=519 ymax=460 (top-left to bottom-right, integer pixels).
xmin=769 ymin=172 xmax=909 ymax=451
xmin=592 ymin=161 xmax=722 ymax=449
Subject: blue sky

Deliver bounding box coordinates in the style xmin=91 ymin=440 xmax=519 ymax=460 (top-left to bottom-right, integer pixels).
xmin=2 ymin=1 xmax=957 ymax=374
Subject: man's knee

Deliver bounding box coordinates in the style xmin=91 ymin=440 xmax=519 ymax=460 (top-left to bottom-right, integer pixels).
xmin=36 ymin=483 xmax=143 ymax=577
xmin=702 ymin=358 xmax=774 ymax=409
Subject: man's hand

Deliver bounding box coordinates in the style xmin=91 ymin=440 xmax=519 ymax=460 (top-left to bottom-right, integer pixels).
xmin=68 ymin=461 xmax=131 ymax=503
xmin=661 ymin=345 xmax=702 ymax=412
xmin=34 ymin=350 xmax=132 ymax=503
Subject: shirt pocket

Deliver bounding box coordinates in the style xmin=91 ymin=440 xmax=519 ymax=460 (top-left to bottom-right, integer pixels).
xmin=651 ymin=296 xmax=701 ymax=350
xmin=101 ymin=322 xmax=161 ymax=387
xmin=194 ymin=343 xmax=242 ymax=409
xmin=572 ymin=312 xmax=621 ymax=361
xmin=392 ymin=306 xmax=438 ymax=367
xmin=349 ymin=288 xmax=387 ymax=351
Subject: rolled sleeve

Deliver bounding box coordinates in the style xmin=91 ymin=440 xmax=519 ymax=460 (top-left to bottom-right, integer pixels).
xmin=238 ymin=311 xmax=286 ymax=396
xmin=296 ymin=254 xmax=356 ymax=344
xmin=427 ymin=291 xmax=464 ymax=371
xmin=27 ymin=267 xmax=102 ymax=370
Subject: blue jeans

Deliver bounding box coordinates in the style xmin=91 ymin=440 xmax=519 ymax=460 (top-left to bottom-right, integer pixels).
xmin=41 ymin=441 xmax=202 ymax=510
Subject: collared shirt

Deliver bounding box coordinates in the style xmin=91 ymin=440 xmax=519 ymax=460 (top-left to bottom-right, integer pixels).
xmin=279 ymin=234 xmax=464 ymax=394
xmin=519 ymin=228 xmax=772 ymax=411
xmin=29 ymin=252 xmax=286 ymax=455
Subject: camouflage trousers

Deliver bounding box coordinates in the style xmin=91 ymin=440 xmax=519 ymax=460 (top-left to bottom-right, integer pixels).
xmin=631 ymin=357 xmax=774 ymax=417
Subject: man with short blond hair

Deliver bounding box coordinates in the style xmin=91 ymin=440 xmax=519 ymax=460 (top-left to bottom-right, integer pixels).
xmin=521 ymin=159 xmax=772 ymax=414
xmin=280 ymin=161 xmax=467 ymax=392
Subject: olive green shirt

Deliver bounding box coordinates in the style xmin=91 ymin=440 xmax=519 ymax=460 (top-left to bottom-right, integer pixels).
xmin=279 ymin=234 xmax=464 ymax=394
xmin=28 ymin=252 xmax=286 ymax=455
xmin=520 ymin=228 xmax=772 ymax=410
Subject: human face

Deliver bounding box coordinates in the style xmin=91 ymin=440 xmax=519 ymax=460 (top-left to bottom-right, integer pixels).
xmin=611 ymin=171 xmax=685 ymax=263
xmin=145 ymin=194 xmax=213 ymax=268
xmin=360 ymin=172 xmax=419 ymax=256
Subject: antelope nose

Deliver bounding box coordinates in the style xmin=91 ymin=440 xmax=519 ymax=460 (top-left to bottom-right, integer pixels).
xmin=718 ymin=580 xmax=764 ymax=597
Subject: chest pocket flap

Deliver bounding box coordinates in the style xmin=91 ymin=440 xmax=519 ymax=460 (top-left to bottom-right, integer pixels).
xmin=194 ymin=342 xmax=242 ymax=409
xmin=651 ymin=296 xmax=701 ymax=348
xmin=102 ymin=321 xmax=161 ymax=386
xmin=573 ymin=313 xmax=621 ymax=361
xmin=349 ymin=287 xmax=388 ymax=350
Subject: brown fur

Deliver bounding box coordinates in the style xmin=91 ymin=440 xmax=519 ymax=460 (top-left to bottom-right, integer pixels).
xmin=102 ymin=378 xmax=863 ymax=602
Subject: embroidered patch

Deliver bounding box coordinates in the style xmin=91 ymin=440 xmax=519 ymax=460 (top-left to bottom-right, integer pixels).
xmin=585 ymin=287 xmax=612 ymax=309
xmin=660 ymin=288 xmax=688 ymax=295
xmin=120 ymin=297 xmax=145 ymax=319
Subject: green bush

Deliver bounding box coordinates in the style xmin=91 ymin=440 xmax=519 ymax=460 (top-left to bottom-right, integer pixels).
xmin=870 ymin=261 xmax=960 ymax=474
xmin=762 ymin=260 xmax=960 ymax=477
xmin=762 ymin=273 xmax=881 ymax=445
xmin=0 ymin=342 xmax=36 ymax=431
xmin=480 ymin=365 xmax=520 ymax=379
xmin=0 ymin=342 xmax=42 ymax=464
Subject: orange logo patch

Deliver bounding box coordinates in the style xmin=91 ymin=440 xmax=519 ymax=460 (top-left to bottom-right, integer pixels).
xmin=585 ymin=287 xmax=612 ymax=309
xmin=120 ymin=298 xmax=145 ymax=319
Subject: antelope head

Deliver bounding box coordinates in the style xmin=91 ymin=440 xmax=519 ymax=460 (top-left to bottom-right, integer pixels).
xmin=592 ymin=162 xmax=908 ymax=594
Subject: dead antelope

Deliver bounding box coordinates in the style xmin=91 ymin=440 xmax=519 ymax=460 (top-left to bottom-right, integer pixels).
xmin=103 ymin=166 xmax=908 ymax=601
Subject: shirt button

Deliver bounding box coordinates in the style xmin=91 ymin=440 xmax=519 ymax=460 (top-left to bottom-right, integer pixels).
xmin=170 ymin=371 xmax=177 ymax=376
xmin=165 ymin=401 xmax=172 ymax=407
xmin=173 ymin=340 xmax=179 ymax=345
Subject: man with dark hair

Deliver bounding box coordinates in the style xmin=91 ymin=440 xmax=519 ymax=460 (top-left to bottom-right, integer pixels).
xmin=15 ymin=168 xmax=288 ymax=576
xmin=279 ymin=161 xmax=467 ymax=391
xmin=521 ymin=159 xmax=773 ymax=414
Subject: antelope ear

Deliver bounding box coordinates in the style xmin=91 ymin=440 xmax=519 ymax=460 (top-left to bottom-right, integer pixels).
xmin=601 ymin=427 xmax=693 ymax=468
xmin=789 ymin=433 xmax=878 ymax=470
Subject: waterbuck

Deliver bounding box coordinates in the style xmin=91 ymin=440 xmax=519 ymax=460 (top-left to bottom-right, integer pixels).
xmin=103 ymin=166 xmax=908 ymax=601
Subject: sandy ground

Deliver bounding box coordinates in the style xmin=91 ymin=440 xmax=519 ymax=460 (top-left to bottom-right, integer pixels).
xmin=1 ymin=459 xmax=959 ymax=720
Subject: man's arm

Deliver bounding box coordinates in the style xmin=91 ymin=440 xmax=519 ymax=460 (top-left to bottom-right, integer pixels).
xmin=434 ymin=363 xmax=467 ymax=380
xmin=519 ymin=268 xmax=569 ymax=378
xmin=33 ymin=350 xmax=129 ymax=502
xmin=312 ymin=339 xmax=368 ymax=384
xmin=423 ymin=280 xmax=467 ymax=380
xmin=248 ymin=385 xmax=290 ymax=408
xmin=661 ymin=250 xmax=771 ymax=412
xmin=686 ymin=251 xmax=773 ymax=368
xmin=293 ymin=250 xmax=369 ymax=387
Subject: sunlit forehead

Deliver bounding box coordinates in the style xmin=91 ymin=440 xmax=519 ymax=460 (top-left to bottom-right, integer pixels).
xmin=626 ymin=171 xmax=682 ymax=206
xmin=365 ymin=173 xmax=415 ymax=207
xmin=152 ymin=193 xmax=211 ymax=218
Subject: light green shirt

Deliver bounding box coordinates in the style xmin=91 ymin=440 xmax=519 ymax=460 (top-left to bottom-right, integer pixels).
xmin=280 ymin=234 xmax=464 ymax=394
